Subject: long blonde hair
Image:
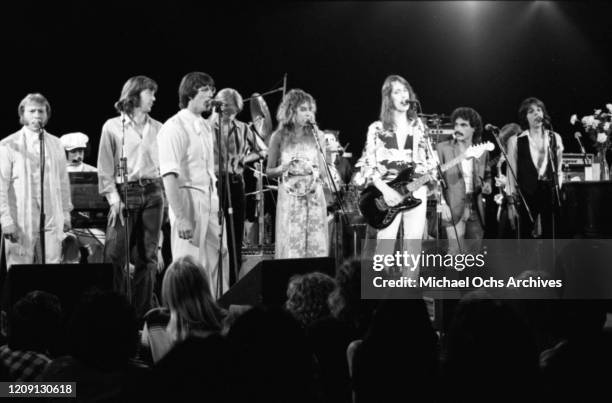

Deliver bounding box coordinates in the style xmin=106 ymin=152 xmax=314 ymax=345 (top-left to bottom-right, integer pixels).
xmin=161 ymin=255 xmax=226 ymax=341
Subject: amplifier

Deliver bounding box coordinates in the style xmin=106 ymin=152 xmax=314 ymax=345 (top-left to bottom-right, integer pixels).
xmin=427 ymin=129 xmax=455 ymax=144
xmin=69 ymin=172 xmax=109 ymax=211
xmin=239 ymin=245 xmax=275 ymax=280
xmin=562 ymin=153 xmax=594 ymax=182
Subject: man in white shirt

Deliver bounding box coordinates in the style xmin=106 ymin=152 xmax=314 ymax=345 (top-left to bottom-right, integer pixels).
xmin=60 ymin=132 xmax=97 ymax=173
xmin=97 ymin=76 xmax=164 ymax=319
xmin=0 ymin=93 xmax=72 ymax=268
xmin=157 ymin=72 xmax=229 ymax=299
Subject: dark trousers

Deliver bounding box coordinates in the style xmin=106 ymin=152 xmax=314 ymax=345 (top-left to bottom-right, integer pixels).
xmin=104 ymin=179 xmax=164 ymax=321
xmin=518 ymin=180 xmax=559 ymax=239
xmin=219 ymin=174 xmax=245 ymax=286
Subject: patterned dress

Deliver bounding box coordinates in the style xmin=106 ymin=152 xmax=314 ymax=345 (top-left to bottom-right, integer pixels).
xmin=275 ymin=133 xmax=329 ymax=259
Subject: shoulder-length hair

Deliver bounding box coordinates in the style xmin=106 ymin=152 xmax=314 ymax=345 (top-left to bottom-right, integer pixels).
xmin=380 ymin=75 xmax=418 ymax=131
xmin=216 ymin=88 xmax=244 ymax=113
xmin=18 ymin=93 xmax=51 ymax=126
xmin=276 ymin=89 xmax=317 ymax=134
xmin=450 ymin=107 xmax=483 ymax=143
xmin=178 ymin=72 xmax=215 ymax=109
xmin=518 ymin=97 xmax=550 ymax=131
xmin=114 ymin=75 xmax=158 ymax=115
xmin=161 ymin=255 xmax=226 ymax=341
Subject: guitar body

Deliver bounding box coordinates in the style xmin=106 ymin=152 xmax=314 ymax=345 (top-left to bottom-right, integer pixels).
xmin=358 ymin=165 xmax=423 ymax=230
xmin=357 ymin=141 xmax=494 ymax=230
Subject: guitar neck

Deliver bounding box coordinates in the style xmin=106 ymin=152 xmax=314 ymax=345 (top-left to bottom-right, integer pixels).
xmin=406 ymin=149 xmax=474 ymax=192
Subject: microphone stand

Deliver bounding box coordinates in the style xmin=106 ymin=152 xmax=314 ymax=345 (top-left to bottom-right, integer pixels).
xmin=488 ymin=126 xmax=534 ymax=239
xmin=310 ymin=123 xmax=349 ymax=264
xmin=38 ymin=124 xmax=46 ymax=264
xmin=219 ymin=115 xmax=239 ymax=287
xmin=119 ymin=116 xmax=131 ymax=303
xmin=546 ymin=123 xmax=562 ymax=247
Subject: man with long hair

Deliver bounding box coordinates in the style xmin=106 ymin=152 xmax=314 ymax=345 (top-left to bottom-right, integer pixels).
xmin=506 ymin=97 xmax=564 ymax=238
xmin=157 ymin=72 xmax=229 ymax=299
xmin=0 ymin=93 xmax=72 ymax=268
xmin=97 ymin=75 xmax=164 ymax=319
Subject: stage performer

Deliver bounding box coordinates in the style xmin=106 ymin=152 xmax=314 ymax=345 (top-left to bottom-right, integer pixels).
xmin=98 ymin=75 xmax=164 ymax=319
xmin=0 ymin=93 xmax=72 ymax=268
xmin=266 ymin=89 xmax=329 ymax=259
xmin=353 ymin=75 xmax=436 ymax=279
xmin=437 ymin=107 xmax=492 ymax=251
xmin=506 ymin=97 xmax=564 ymax=239
xmin=212 ymin=88 xmax=267 ymax=284
xmin=60 ymin=131 xmax=105 ymax=263
xmin=157 ymin=72 xmax=229 ymax=299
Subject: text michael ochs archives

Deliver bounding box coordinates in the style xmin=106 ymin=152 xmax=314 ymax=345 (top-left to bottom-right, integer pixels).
xmin=370 ymin=251 xmax=563 ymax=290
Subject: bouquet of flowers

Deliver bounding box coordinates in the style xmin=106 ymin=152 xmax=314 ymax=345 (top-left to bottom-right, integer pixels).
xmin=570 ymin=104 xmax=612 ymax=151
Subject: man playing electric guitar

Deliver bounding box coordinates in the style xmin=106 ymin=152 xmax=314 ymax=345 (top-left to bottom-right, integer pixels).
xmin=437 ymin=107 xmax=492 ymax=252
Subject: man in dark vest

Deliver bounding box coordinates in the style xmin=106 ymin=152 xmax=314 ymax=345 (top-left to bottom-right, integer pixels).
xmin=506 ymin=97 xmax=564 ymax=238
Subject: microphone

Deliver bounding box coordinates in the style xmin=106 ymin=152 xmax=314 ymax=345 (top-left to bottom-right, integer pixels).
xmin=536 ymin=116 xmax=550 ymax=126
xmin=574 ymin=132 xmax=586 ymax=154
xmin=485 ymin=123 xmax=500 ymax=132
xmin=208 ymin=100 xmax=225 ymax=108
xmin=401 ymin=99 xmax=419 ymax=106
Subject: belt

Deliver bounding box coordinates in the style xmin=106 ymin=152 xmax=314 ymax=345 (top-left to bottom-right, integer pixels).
xmin=119 ymin=178 xmax=161 ymax=187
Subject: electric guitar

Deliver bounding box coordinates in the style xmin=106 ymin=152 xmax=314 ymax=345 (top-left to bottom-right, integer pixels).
xmin=358 ymin=142 xmax=495 ymax=229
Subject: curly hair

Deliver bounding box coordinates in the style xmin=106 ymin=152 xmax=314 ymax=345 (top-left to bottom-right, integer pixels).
xmin=285 ymin=272 xmax=335 ymax=327
xmin=276 ymin=88 xmax=317 ymax=133
xmin=450 ymin=107 xmax=483 ymax=143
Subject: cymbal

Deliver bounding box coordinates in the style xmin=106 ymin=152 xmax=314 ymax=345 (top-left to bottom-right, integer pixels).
xmin=250 ymin=93 xmax=274 ymax=144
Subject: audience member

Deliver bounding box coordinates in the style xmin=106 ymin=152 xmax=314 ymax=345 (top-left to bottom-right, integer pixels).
xmin=226 ymin=306 xmax=320 ymax=403
xmin=442 ymin=290 xmax=540 ymax=403
xmin=39 ymin=290 xmax=146 ymax=401
xmin=141 ymin=255 xmax=226 ymax=363
xmin=286 ymin=272 xmax=336 ymax=327
xmin=0 ymin=290 xmax=62 ymax=381
xmin=352 ymin=299 xmax=439 ymax=403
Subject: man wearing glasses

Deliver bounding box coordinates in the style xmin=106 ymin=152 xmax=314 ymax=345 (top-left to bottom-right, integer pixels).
xmin=157 ymin=72 xmax=229 ymax=299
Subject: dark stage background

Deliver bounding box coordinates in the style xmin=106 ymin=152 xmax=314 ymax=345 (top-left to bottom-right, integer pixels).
xmin=1 ymin=1 xmax=611 ymax=162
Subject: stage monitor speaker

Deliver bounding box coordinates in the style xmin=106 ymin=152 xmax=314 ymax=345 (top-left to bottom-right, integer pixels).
xmin=2 ymin=263 xmax=113 ymax=318
xmin=219 ymin=257 xmax=335 ymax=309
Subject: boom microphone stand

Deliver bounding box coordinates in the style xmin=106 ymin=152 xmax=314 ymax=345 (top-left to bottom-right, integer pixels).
xmin=309 ymin=121 xmax=349 ymax=263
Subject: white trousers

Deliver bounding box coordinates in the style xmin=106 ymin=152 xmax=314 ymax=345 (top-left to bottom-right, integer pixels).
xmin=168 ymin=188 xmax=229 ymax=299
xmin=374 ymin=186 xmax=428 ymax=280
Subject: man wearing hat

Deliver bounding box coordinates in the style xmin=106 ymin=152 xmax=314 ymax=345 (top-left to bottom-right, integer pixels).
xmin=59 ymin=131 xmax=104 ymax=264
xmin=60 ymin=132 xmax=96 ymax=172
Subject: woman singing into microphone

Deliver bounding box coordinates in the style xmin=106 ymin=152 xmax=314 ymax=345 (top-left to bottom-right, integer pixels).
xmin=506 ymin=97 xmax=564 ymax=238
xmin=353 ymin=75 xmax=435 ymax=278
xmin=266 ymin=89 xmax=329 ymax=258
